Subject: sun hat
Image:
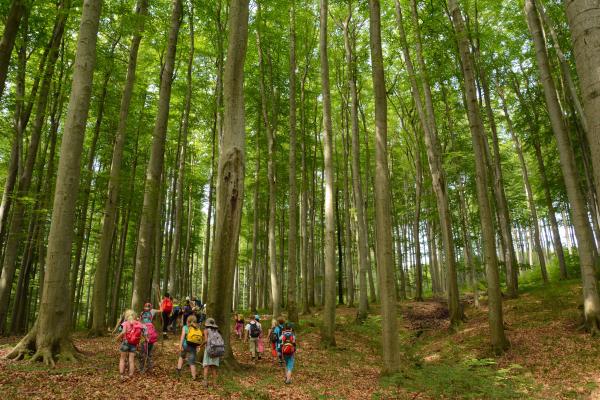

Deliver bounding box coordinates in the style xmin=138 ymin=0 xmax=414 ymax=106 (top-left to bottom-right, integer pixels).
xmin=254 ymin=314 xmax=260 ymax=321
xmin=143 ymin=303 xmax=152 ymax=311
xmin=205 ymin=317 xmax=218 ymax=328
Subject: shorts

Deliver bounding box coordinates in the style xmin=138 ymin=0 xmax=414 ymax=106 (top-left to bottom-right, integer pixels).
xmin=180 ymin=344 xmax=197 ymax=365
xmin=284 ymin=354 xmax=295 ymax=372
xmin=120 ymin=342 xmax=136 ymax=353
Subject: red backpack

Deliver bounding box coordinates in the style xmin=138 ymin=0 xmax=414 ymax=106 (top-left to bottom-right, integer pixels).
xmin=161 ymin=298 xmax=173 ymax=313
xmin=281 ymin=331 xmax=296 ymax=356
xmin=124 ymin=321 xmax=143 ymax=346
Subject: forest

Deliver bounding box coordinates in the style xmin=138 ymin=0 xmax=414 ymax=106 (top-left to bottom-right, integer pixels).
xmin=1 ymin=0 xmax=600 ymax=398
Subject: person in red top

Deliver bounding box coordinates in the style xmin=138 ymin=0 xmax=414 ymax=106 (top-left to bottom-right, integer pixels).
xmin=160 ymin=293 xmax=173 ymax=338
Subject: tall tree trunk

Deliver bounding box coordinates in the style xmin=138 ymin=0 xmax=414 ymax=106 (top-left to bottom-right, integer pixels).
xmin=564 ymin=0 xmax=600 ymax=207
xmin=287 ymin=1 xmax=299 ymax=324
xmin=207 ymin=0 xmax=249 ymax=366
xmin=0 ymin=0 xmax=26 ymax=101
xmin=525 ymin=0 xmax=600 ymax=333
xmin=369 ymin=0 xmax=400 ymax=373
xmin=319 ymin=0 xmax=337 ymax=347
xmin=131 ymin=0 xmax=182 ymax=312
xmin=0 ymin=17 xmax=27 ymax=264
xmin=90 ymin=0 xmax=148 ymax=335
xmin=0 ymin=1 xmax=69 ymax=333
xmin=7 ymin=0 xmax=102 ymax=364
xmin=343 ymin=3 xmax=369 ymax=320
xmin=448 ymin=0 xmax=509 ymax=353
xmin=168 ymin=2 xmax=194 ymax=299
xmin=395 ymin=0 xmax=462 ymax=321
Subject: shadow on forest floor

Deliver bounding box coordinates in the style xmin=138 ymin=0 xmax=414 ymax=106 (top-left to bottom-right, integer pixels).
xmin=1 ymin=278 xmax=599 ymax=399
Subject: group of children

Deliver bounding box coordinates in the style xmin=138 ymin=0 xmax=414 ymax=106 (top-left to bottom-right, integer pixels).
xmin=159 ymin=293 xmax=205 ymax=337
xmin=236 ymin=313 xmax=298 ymax=384
xmin=115 ymin=296 xmax=298 ymax=387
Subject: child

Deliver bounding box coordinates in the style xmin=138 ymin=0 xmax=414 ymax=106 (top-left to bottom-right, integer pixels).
xmin=270 ymin=316 xmax=286 ymax=365
xmin=267 ymin=319 xmax=278 ymax=359
xmin=140 ymin=303 xmax=159 ymax=370
xmin=203 ymin=318 xmax=224 ymax=387
xmin=280 ymin=322 xmax=297 ymax=384
xmin=160 ymin=293 xmax=173 ymax=338
xmin=234 ymin=314 xmax=244 ymax=339
xmin=256 ymin=315 xmax=265 ymax=358
xmin=116 ymin=309 xmax=145 ymax=380
xmin=244 ymin=315 xmax=262 ymax=361
xmin=177 ymin=315 xmax=203 ymax=380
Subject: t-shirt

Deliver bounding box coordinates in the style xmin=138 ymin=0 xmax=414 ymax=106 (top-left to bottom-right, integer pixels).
xmin=245 ymin=321 xmax=262 ymax=337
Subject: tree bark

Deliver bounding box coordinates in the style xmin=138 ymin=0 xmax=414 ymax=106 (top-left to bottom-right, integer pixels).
xmin=7 ymin=0 xmax=102 ymax=364
xmin=0 ymin=0 xmax=26 ymax=101
xmin=369 ymin=0 xmax=400 ymax=374
xmin=319 ymin=0 xmax=337 ymax=347
xmin=0 ymin=1 xmax=69 ymax=333
xmin=207 ymin=0 xmax=249 ymax=367
xmin=525 ymin=0 xmax=600 ymax=333
xmin=564 ymin=0 xmax=600 ymax=208
xmin=448 ymin=0 xmax=509 ymax=353
xmin=131 ymin=0 xmax=182 ymax=312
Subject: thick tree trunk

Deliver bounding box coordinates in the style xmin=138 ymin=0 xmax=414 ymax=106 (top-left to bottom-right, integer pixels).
xmin=90 ymin=0 xmax=148 ymax=335
xmin=0 ymin=1 xmax=69 ymax=333
xmin=207 ymin=0 xmax=249 ymax=367
xmin=369 ymin=0 xmax=400 ymax=374
xmin=131 ymin=0 xmax=182 ymax=312
xmin=526 ymin=0 xmax=600 ymax=333
xmin=0 ymin=0 xmax=26 ymax=101
xmin=564 ymin=0 xmax=600 ymax=209
xmin=343 ymin=5 xmax=369 ymax=320
xmin=287 ymin=1 xmax=299 ymax=324
xmin=448 ymin=0 xmax=509 ymax=353
xmin=319 ymin=0 xmax=337 ymax=347
xmin=7 ymin=0 xmax=102 ymax=364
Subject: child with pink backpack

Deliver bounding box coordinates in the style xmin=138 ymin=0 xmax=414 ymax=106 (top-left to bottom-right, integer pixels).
xmin=140 ymin=303 xmax=159 ymax=370
xmin=116 ymin=309 xmax=146 ymax=380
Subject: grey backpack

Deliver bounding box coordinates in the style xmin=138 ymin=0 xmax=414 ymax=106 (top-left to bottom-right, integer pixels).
xmin=207 ymin=328 xmax=225 ymax=358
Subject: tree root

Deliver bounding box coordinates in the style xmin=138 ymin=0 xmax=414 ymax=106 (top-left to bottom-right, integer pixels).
xmin=5 ymin=327 xmax=82 ymax=366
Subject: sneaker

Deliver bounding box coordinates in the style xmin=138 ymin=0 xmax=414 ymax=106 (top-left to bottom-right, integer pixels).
xmin=203 ymin=379 xmax=209 ymax=388
xmin=285 ymin=379 xmax=291 ymax=384
xmin=175 ymin=368 xmax=181 ymax=377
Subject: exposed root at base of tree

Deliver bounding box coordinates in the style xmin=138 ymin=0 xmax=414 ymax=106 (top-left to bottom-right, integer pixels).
xmin=5 ymin=331 xmax=82 ymax=366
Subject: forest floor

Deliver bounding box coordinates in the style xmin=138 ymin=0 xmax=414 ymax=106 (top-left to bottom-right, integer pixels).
xmin=1 ymin=279 xmax=599 ymax=399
